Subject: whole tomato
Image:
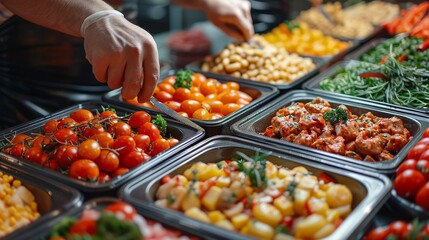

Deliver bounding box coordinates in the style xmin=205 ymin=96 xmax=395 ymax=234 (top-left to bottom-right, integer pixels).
xmin=415 ymin=182 xmax=429 ymax=211
xmin=23 ymin=147 xmax=43 ymax=164
xmin=138 ymin=122 xmax=161 ymax=141
xmin=120 ymin=149 xmax=149 ymax=169
xmin=365 ymin=227 xmax=391 ymax=240
xmin=69 ymin=159 xmax=99 ymax=182
xmin=68 ymin=218 xmax=97 ymax=236
xmin=407 ymin=144 xmax=429 ymax=161
xmin=419 ymin=150 xmax=429 ymax=161
xmin=397 ymin=159 xmax=417 ymax=175
xmin=78 ymin=139 xmax=101 ymax=160
xmin=109 ymin=121 xmax=131 ymax=137
xmin=150 ymin=139 xmax=170 ymax=156
xmin=394 ymin=169 xmax=426 ymax=200
xmin=70 ymin=109 xmax=94 ymax=123
xmin=112 ymin=136 xmax=136 ymax=155
xmin=96 ymin=149 xmax=119 ymax=173
xmin=388 ymin=221 xmax=410 ymax=239
xmin=416 ymin=159 xmax=429 ymax=181
xmin=55 ymin=145 xmax=79 ymax=170
xmin=91 ymin=132 xmax=114 ymax=148
xmin=54 ymin=128 xmax=77 ymax=144
xmin=128 ymin=111 xmax=151 ymax=129
xmin=133 ymin=134 xmax=151 ymax=151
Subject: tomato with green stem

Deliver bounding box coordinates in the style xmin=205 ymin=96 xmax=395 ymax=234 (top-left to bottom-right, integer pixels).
xmin=69 ymin=159 xmax=99 ymax=182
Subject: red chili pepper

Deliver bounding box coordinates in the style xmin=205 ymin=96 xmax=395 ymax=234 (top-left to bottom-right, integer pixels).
xmin=396 ymin=54 xmax=407 ymax=62
xmin=417 ymin=39 xmax=429 ymax=51
xmin=282 ymin=216 xmax=294 ymax=228
xmin=359 ymin=72 xmax=388 ymax=80
xmin=379 ymin=56 xmax=388 ymax=64
xmin=318 ymin=172 xmax=336 ymax=184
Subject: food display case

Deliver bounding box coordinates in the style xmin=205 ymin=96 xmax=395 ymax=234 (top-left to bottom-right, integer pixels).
xmin=2 ymin=1 xmax=429 ymax=239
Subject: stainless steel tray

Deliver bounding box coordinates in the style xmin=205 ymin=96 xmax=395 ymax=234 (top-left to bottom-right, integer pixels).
xmin=0 ymin=101 xmax=204 ymax=192
xmin=231 ymin=90 xmax=429 ymax=175
xmin=302 ymin=60 xmax=429 ymax=117
xmin=120 ymin=135 xmax=391 ymax=240
xmin=0 ymin=157 xmax=82 ymax=240
xmin=103 ymin=70 xmax=279 ymax=137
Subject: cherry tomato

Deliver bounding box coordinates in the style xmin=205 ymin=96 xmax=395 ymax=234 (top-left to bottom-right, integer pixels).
xmin=96 ymin=149 xmax=119 ymax=173
xmin=219 ymin=90 xmax=240 ymax=104
xmin=70 ymin=109 xmax=94 ymax=123
xmin=31 ymin=136 xmax=51 ymax=148
xmin=69 ymin=159 xmax=99 ymax=181
xmin=83 ymin=124 xmax=105 ymax=138
xmin=177 ymin=112 xmax=189 ymax=118
xmin=418 ymin=225 xmax=429 ymax=239
xmin=164 ymin=101 xmax=181 ymax=112
xmin=162 ymin=76 xmax=176 ymax=85
xmin=419 ymin=150 xmax=429 ymax=161
xmin=98 ymin=172 xmax=111 ymax=183
xmin=416 ymin=159 xmax=429 ymax=181
xmin=91 ymin=132 xmax=114 ymax=148
xmin=190 ymin=92 xmax=205 ymax=102
xmin=10 ymin=143 xmax=26 ymax=157
xmin=23 ymin=147 xmax=43 ymax=164
xmin=407 ymin=144 xmax=429 ymax=160
xmin=173 ymin=88 xmax=191 ymax=102
xmin=154 ymin=90 xmax=174 ymax=102
xmin=78 ymin=139 xmax=101 ymax=160
xmin=423 ymin=128 xmax=429 ymax=139
xmin=181 ymin=100 xmax=202 ymax=117
xmin=394 ymin=169 xmax=426 ymax=200
xmin=133 ymin=134 xmax=150 ymax=151
xmin=11 ymin=134 xmax=29 ymax=144
xmin=55 ymin=145 xmax=79 ymax=170
xmin=318 ymin=172 xmax=336 ymax=184
xmin=209 ymin=113 xmax=224 ymax=120
xmin=217 ymin=83 xmax=230 ymax=93
xmin=161 ymin=175 xmax=172 ymax=184
xmin=109 ymin=121 xmax=131 ymax=137
xmin=416 ymin=182 xmax=429 ymax=211
xmin=112 ymin=136 xmax=136 ymax=155
xmin=192 ymin=108 xmax=210 ymax=120
xmin=111 ymin=167 xmax=129 ymax=177
xmin=192 ymin=73 xmax=206 ymax=87
xmin=68 ymin=218 xmax=97 ymax=236
xmin=397 ymin=159 xmax=417 ymax=175
xmin=57 ymin=118 xmax=77 ymax=129
xmin=388 ymin=221 xmax=410 ymax=239
xmin=418 ymin=137 xmax=429 ymax=145
xmin=365 ymin=227 xmax=391 ymax=240
xmin=151 ymin=139 xmax=170 ymax=156
xmin=43 ymin=120 xmax=58 ymax=134
xmin=138 ymin=122 xmax=161 ymax=141
xmin=200 ymin=80 xmax=217 ymax=95
xmin=167 ymin=138 xmax=179 ymax=147
xmin=128 ymin=111 xmax=151 ymax=129
xmin=158 ymin=82 xmax=176 ymax=95
xmin=120 ymin=149 xmax=147 ymax=169
xmin=221 ymin=103 xmax=240 ymax=116
xmin=54 ymin=128 xmax=77 ymax=144
xmin=105 ymin=202 xmax=137 ymax=220
xmin=43 ymin=159 xmax=59 ymax=171
xmin=99 ymin=110 xmax=118 ymax=121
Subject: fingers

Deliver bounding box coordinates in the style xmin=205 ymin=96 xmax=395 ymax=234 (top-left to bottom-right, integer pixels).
xmin=107 ymin=61 xmax=126 ymax=89
xmin=138 ymin=41 xmax=159 ymax=103
xmin=121 ymin=48 xmax=143 ymax=100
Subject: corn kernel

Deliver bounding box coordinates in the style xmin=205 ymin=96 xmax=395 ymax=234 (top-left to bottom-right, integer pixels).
xmin=12 ymin=180 xmax=21 ymax=188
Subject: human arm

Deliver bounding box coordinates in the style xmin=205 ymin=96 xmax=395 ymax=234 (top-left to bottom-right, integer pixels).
xmin=171 ymin=0 xmax=254 ymax=41
xmin=0 ymin=0 xmax=158 ymax=102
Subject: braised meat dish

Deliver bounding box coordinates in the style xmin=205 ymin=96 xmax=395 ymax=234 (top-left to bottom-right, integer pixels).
xmin=263 ymin=97 xmax=412 ymax=161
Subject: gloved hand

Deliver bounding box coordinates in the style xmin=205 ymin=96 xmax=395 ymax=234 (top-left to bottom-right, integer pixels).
xmin=83 ymin=15 xmax=159 ymax=103
xmin=200 ymin=0 xmax=254 ymax=41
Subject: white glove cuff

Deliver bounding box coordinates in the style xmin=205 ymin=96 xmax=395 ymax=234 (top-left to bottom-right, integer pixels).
xmin=80 ymin=9 xmax=124 ymax=37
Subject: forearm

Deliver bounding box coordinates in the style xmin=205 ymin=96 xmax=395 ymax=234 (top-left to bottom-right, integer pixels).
xmin=1 ymin=0 xmax=113 ymax=37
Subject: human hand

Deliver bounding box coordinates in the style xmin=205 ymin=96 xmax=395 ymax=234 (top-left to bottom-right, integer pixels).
xmin=200 ymin=0 xmax=254 ymax=41
xmin=83 ymin=15 xmax=159 ymax=103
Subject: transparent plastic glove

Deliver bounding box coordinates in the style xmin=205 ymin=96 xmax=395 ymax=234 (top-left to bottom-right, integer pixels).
xmin=201 ymin=0 xmax=254 ymax=41
xmin=83 ymin=15 xmax=159 ymax=103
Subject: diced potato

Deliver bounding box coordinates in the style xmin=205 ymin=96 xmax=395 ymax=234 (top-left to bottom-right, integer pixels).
xmin=202 ymin=186 xmax=222 ymax=211
xmin=167 ymin=186 xmax=187 ymax=210
xmin=231 ymin=213 xmax=250 ymax=229
xmin=293 ymin=188 xmax=310 ymax=215
xmin=292 ymin=166 xmax=309 ymax=174
xmin=184 ymin=162 xmax=206 ymax=180
xmin=267 ymin=178 xmax=286 ymax=191
xmin=307 ymin=197 xmax=329 ymax=215
xmin=313 ymin=189 xmax=327 ymax=199
xmin=198 ymin=164 xmax=225 ymax=181
xmin=273 ymin=196 xmax=294 ymax=216
xmin=155 ymin=199 xmax=168 ymax=208
xmin=208 ymin=211 xmax=226 ymax=223
xmin=313 ymin=223 xmax=336 ymax=238
xmin=185 ymin=207 xmax=210 ymax=223
xmin=223 ymin=202 xmax=244 ymax=218
xmin=253 ymin=203 xmax=283 ymax=226
xmin=334 ymin=204 xmax=352 ymax=217
xmin=274 ymin=233 xmax=295 ymax=240
xmin=216 ymin=176 xmax=231 ymax=188
xmin=297 ymin=175 xmax=318 ymax=191
xmin=156 ymin=181 xmax=175 ymax=199
xmin=326 ymin=184 xmax=353 ymax=208
xmin=277 ymin=168 xmax=292 ymax=179
xmin=216 ymin=219 xmax=235 ymax=231
xmin=175 ymin=175 xmax=189 ymax=186
xmin=325 ymin=209 xmax=341 ymax=223
xmin=266 ymin=162 xmax=278 ymax=179
xmin=244 ymin=219 xmax=275 ymax=239
xmin=294 ymin=214 xmax=327 ymax=239
xmin=181 ymin=190 xmax=201 ymax=211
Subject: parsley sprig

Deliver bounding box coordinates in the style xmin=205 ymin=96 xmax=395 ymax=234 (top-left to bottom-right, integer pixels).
xmin=233 ymin=151 xmax=269 ymax=189
xmin=323 ymin=107 xmax=348 ymax=125
xmin=173 ymin=69 xmax=194 ymax=89
xmin=152 ymin=114 xmax=169 ymax=138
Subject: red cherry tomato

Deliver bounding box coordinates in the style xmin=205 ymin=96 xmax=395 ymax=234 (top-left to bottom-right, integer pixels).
xmin=83 ymin=124 xmax=105 ymax=138
xmin=105 ymin=202 xmax=137 ymax=220
xmin=388 ymin=221 xmax=410 ymax=239
xmin=109 ymin=121 xmax=132 ymax=137
xmin=120 ymin=149 xmax=149 ymax=169
xmin=112 ymin=136 xmax=136 ymax=155
xmin=416 ymin=182 xmax=429 ymax=211
xmin=70 ymin=109 xmax=94 ymax=123
xmin=69 ymin=159 xmax=99 ymax=182
xmin=397 ymin=159 xmax=417 ymax=175
xmin=423 ymin=128 xmax=429 ymax=139
xmin=54 ymin=128 xmax=77 ymax=144
xmin=133 ymin=134 xmax=151 ymax=151
xmin=11 ymin=134 xmax=30 ymax=144
xmin=10 ymin=143 xmax=26 ymax=157
xmin=394 ymin=169 xmax=426 ymax=200
xmin=23 ymin=147 xmax=43 ymax=164
xmin=161 ymin=175 xmax=172 ymax=184
xmin=128 ymin=111 xmax=151 ymax=129
xmin=138 ymin=122 xmax=161 ymax=141
xmin=111 ymin=167 xmax=129 ymax=177
xmin=418 ymin=137 xmax=429 ymax=145
xmin=150 ymin=138 xmax=170 ymax=156
xmin=43 ymin=159 xmax=59 ymax=171
xmin=55 ymin=145 xmax=78 ymax=170
xmin=96 ymin=149 xmax=119 ymax=173
xmin=318 ymin=172 xmax=336 ymax=184
xmin=91 ymin=132 xmax=114 ymax=148
xmin=43 ymin=120 xmax=58 ymax=134
xmin=78 ymin=139 xmax=101 ymax=160
xmin=407 ymin=144 xmax=429 ymax=161
xmin=98 ymin=172 xmax=111 ymax=183
xmin=419 ymin=150 xmax=429 ymax=161
xmin=418 ymin=225 xmax=429 ymax=239
xmin=365 ymin=227 xmax=391 ymax=240
xmin=57 ymin=118 xmax=77 ymax=129
xmin=416 ymin=159 xmax=429 ymax=181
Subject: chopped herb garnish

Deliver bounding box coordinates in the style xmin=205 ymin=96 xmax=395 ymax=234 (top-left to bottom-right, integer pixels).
xmin=284 ymin=20 xmax=299 ymax=31
xmin=286 ymin=177 xmax=298 ymax=200
xmin=233 ymin=151 xmax=269 ymax=189
xmin=173 ymin=69 xmax=193 ymax=89
xmin=152 ymin=114 xmax=169 ymax=138
xmin=216 ymin=162 xmax=223 ymax=170
xmin=323 ymin=107 xmax=348 ymax=125
xmin=167 ymin=193 xmax=176 ymax=204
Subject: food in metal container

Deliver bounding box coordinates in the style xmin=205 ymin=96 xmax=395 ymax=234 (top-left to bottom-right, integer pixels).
xmin=0 ymin=172 xmax=40 ymax=237
xmin=155 ymin=151 xmax=353 ymax=239
xmin=47 ymin=201 xmax=192 ymax=240
xmin=262 ymin=97 xmax=412 ymax=161
xmin=384 ymin=2 xmax=429 ymax=39
xmin=365 ymin=219 xmax=429 ymax=240
xmin=1 ymin=108 xmax=178 ymax=182
xmin=201 ymin=35 xmax=315 ymax=85
xmin=124 ymin=70 xmax=255 ymax=120
xmin=296 ymin=1 xmax=398 ymax=39
xmin=262 ymin=22 xmax=350 ymax=57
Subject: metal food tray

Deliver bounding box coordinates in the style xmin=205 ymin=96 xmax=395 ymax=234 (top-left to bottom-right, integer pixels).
xmin=0 ymin=101 xmax=204 ymax=192
xmin=29 ymin=197 xmax=198 ymax=240
xmin=0 ymin=157 xmax=82 ymax=240
xmin=231 ymin=90 xmax=429 ymax=175
xmin=186 ymin=55 xmax=328 ymax=91
xmin=103 ymin=70 xmax=279 ymax=137
xmin=302 ymin=60 xmax=429 ymax=117
xmin=120 ymin=135 xmax=391 ymax=240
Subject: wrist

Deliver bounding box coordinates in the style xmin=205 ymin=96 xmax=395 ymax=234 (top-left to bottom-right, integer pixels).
xmin=80 ymin=9 xmax=124 ymax=37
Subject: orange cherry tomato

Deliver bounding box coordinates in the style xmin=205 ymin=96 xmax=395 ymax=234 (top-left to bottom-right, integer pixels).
xmin=226 ymin=81 xmax=240 ymax=90
xmin=96 ymin=149 xmax=119 ymax=173
xmin=200 ymin=80 xmax=218 ymax=95
xmin=181 ymin=100 xmax=202 ymax=117
xmin=43 ymin=120 xmax=58 ymax=134
xmin=158 ymin=82 xmax=176 ymax=95
xmin=209 ymin=113 xmax=224 ymax=120
xmin=162 ymin=76 xmax=176 ymax=85
xmin=11 ymin=134 xmax=30 ymax=144
xmin=164 ymin=101 xmax=181 ymax=112
xmin=190 ymin=92 xmax=206 ymax=102
xmin=105 ymin=202 xmax=137 ymax=220
xmin=219 ymin=90 xmax=240 ymax=104
xmin=192 ymin=108 xmax=210 ymax=120
xmin=91 ymin=132 xmax=114 ymax=148
xmin=221 ymin=103 xmax=240 ymax=116
xmin=154 ymin=90 xmax=173 ymax=103
xmin=192 ymin=73 xmax=206 ymax=87
xmin=203 ymin=100 xmax=223 ymax=113
xmin=70 ymin=109 xmax=94 ymax=123
xmin=173 ymin=88 xmax=192 ymax=102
